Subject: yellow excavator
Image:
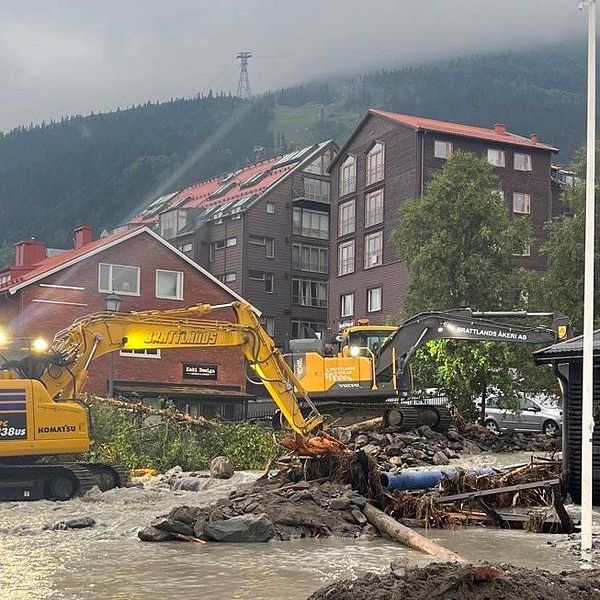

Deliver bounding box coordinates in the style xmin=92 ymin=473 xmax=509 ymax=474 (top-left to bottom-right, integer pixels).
xmin=0 ymin=301 xmax=322 ymax=501
xmin=288 ymin=310 xmax=573 ymax=432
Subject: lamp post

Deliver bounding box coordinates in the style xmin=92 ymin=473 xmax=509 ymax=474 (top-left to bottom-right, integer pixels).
xmin=580 ymin=0 xmax=596 ymax=560
xmin=106 ymin=293 xmax=122 ymax=398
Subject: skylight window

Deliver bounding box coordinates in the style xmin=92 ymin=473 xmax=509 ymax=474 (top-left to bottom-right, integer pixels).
xmin=209 ymin=181 xmax=237 ymax=199
xmin=240 ymin=171 xmax=268 ymax=188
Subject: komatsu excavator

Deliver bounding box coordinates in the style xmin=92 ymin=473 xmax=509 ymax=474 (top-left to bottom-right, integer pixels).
xmin=0 ymin=301 xmax=322 ymax=501
xmin=288 ymin=310 xmax=572 ymax=432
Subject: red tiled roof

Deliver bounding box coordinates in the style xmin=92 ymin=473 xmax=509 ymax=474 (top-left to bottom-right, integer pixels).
xmin=369 ymin=109 xmax=558 ymax=152
xmin=0 ymin=227 xmax=142 ymax=294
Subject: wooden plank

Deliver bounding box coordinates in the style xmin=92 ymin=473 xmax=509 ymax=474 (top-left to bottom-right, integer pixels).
xmin=434 ymin=479 xmax=560 ymax=504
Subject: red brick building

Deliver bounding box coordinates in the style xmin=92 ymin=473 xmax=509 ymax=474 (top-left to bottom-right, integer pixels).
xmin=0 ymin=225 xmax=254 ymax=418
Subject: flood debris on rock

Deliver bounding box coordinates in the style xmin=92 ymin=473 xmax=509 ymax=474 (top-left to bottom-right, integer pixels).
xmin=307 ymin=562 xmax=600 ymax=600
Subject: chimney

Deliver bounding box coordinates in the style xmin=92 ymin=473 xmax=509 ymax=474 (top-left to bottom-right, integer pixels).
xmin=74 ymin=225 xmax=93 ymax=249
xmin=530 ymin=133 xmax=538 ymax=145
xmin=14 ymin=238 xmax=47 ymax=268
xmin=494 ymin=123 xmax=507 ymax=135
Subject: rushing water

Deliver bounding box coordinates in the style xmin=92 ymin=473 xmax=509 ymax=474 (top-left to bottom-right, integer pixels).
xmin=0 ymin=453 xmax=591 ymax=600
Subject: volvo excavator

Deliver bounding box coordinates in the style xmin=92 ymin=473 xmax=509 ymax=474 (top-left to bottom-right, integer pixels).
xmin=288 ymin=310 xmax=572 ymax=432
xmin=0 ymin=301 xmax=323 ymax=501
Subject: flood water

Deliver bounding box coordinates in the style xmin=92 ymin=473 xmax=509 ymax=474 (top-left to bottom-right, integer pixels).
xmin=0 ymin=453 xmax=592 ymax=600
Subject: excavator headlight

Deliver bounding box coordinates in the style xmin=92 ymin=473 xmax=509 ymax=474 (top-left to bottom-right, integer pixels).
xmin=32 ymin=337 xmax=49 ymax=353
xmin=349 ymin=346 xmax=361 ymax=357
xmin=0 ymin=329 xmax=8 ymax=346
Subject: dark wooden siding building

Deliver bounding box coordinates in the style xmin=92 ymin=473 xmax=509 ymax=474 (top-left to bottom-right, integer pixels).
xmin=328 ymin=109 xmax=564 ymax=331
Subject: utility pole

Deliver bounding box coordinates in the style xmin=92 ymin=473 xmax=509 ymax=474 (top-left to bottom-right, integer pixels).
xmin=236 ymin=52 xmax=252 ymax=100
xmin=579 ymin=0 xmax=596 ymax=561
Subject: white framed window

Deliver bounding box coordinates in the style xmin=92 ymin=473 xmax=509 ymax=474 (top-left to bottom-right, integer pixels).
xmin=293 ymin=207 xmax=329 ymax=239
xmin=220 ymin=272 xmax=237 ymax=283
xmin=434 ymin=140 xmax=453 ymax=159
xmin=339 ymin=155 xmax=356 ymax=196
xmin=338 ymin=199 xmax=355 ymax=236
xmin=266 ymin=202 xmax=275 ymax=214
xmin=292 ymin=244 xmax=328 ymax=273
xmin=366 ymin=142 xmax=385 ymax=185
xmin=98 ymin=263 xmax=140 ymax=296
xmin=513 ymin=192 xmax=531 ymax=215
xmin=340 ymin=293 xmax=354 ymax=318
xmin=365 ymin=189 xmax=384 ymax=227
xmin=364 ymin=231 xmax=383 ymax=269
xmin=338 ymin=240 xmax=355 ymax=276
xmin=155 ymin=269 xmax=184 ymax=300
xmin=249 ymin=236 xmax=275 ymax=258
xmin=179 ymin=243 xmax=193 ymax=254
xmin=487 ymin=148 xmax=505 ymax=167
xmin=260 ymin=316 xmax=275 ymax=336
xmin=514 ymin=153 xmax=532 ymax=171
xmin=120 ymin=348 xmax=161 ymax=359
xmin=367 ymin=287 xmax=382 ymax=313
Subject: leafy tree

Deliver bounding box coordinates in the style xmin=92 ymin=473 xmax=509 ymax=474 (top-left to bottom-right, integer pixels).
xmin=394 ymin=151 xmax=534 ymax=417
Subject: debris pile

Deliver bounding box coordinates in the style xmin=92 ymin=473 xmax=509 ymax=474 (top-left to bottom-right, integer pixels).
xmin=138 ymin=472 xmax=376 ymax=543
xmin=338 ymin=423 xmax=559 ymax=471
xmin=307 ymin=562 xmax=600 ymax=600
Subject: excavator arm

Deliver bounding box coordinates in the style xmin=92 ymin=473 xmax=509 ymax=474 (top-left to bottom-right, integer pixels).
xmin=28 ymin=302 xmax=323 ymax=435
xmin=375 ymin=310 xmax=572 ymax=382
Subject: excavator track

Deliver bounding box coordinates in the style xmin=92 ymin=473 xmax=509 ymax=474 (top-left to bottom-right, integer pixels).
xmin=83 ymin=463 xmax=132 ymax=491
xmin=412 ymin=405 xmax=453 ymax=433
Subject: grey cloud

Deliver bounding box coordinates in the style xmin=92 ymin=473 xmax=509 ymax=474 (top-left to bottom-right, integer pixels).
xmin=0 ymin=0 xmax=586 ymax=130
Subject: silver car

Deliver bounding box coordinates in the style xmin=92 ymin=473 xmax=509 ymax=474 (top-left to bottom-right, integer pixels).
xmin=482 ymin=395 xmax=562 ymax=437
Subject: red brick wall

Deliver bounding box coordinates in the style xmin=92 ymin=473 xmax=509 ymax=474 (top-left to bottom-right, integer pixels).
xmin=1 ymin=231 xmax=246 ymax=396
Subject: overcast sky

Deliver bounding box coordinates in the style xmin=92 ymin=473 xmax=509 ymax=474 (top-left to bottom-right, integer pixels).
xmin=0 ymin=0 xmax=587 ymax=130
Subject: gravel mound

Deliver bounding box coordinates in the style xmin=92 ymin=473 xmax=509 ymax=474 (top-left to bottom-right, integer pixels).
xmin=308 ymin=562 xmax=600 ymax=600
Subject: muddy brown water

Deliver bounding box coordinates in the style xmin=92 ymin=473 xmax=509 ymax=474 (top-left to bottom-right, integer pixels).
xmin=0 ymin=453 xmax=593 ymax=600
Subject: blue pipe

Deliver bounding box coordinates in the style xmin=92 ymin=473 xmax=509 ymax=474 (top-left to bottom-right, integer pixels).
xmin=380 ymin=468 xmax=498 ymax=491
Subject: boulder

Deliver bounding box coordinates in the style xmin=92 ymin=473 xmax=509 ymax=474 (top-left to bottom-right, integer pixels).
xmin=350 ymin=508 xmax=368 ymax=525
xmin=151 ymin=517 xmax=194 ymax=536
xmin=355 ymin=435 xmax=369 ymax=446
xmin=330 ymin=495 xmax=353 ymax=511
xmin=417 ymin=425 xmax=435 ymax=439
xmin=49 ymin=516 xmax=96 ymax=530
xmin=168 ymin=505 xmax=205 ymax=526
xmin=164 ymin=465 xmax=183 ymax=478
xmin=389 ymin=456 xmax=404 ymax=466
xmin=361 ymin=444 xmax=380 ymax=455
xmin=171 ymin=477 xmax=203 ymax=491
xmin=385 ymin=444 xmax=405 ymax=456
xmin=210 ymin=456 xmax=234 ymax=479
xmin=203 ymin=513 xmax=274 ymax=543
xmin=138 ymin=526 xmax=174 ymax=542
xmin=432 ymin=450 xmax=450 ymax=465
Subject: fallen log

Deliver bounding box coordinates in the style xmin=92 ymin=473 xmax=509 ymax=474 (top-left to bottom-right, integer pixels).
xmin=363 ymin=503 xmax=467 ymax=563
xmin=338 ymin=417 xmax=383 ymax=433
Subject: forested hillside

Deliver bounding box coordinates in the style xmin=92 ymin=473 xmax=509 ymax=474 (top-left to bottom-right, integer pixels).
xmin=0 ymin=40 xmax=589 ymax=256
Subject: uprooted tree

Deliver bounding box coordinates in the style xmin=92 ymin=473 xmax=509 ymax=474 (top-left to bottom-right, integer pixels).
xmin=393 ymin=150 xmax=546 ymax=418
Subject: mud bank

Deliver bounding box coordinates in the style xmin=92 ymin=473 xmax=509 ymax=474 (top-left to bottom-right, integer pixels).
xmin=308 ymin=562 xmax=600 ymax=600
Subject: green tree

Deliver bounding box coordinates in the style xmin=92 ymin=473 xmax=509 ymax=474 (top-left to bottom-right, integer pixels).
xmin=394 ymin=151 xmax=534 ymax=417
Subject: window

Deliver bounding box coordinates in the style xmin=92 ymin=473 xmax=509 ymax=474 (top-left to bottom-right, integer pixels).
xmin=366 ymin=142 xmax=385 ymax=185
xmin=98 ymin=263 xmax=140 ymax=295
xmin=249 ymin=236 xmax=275 ymax=258
xmin=303 ymin=149 xmax=334 ymax=175
xmin=364 ymin=231 xmax=383 ymax=269
xmin=338 ymin=240 xmax=355 ymax=276
xmin=513 ymin=192 xmax=531 ymax=214
xmin=156 ymin=270 xmax=183 ymax=300
xmin=303 ymin=178 xmax=330 ymax=202
xmin=261 ymin=316 xmax=275 ymax=336
xmin=487 ymin=149 xmax=505 ymax=167
xmin=120 ymin=348 xmax=161 ymax=359
xmin=365 ymin=189 xmax=384 ymax=227
xmin=367 ymin=287 xmax=382 ymax=313
xmin=340 ymin=293 xmax=354 ymax=318
xmin=248 ymin=271 xmax=273 ymax=293
xmin=292 ymin=279 xmax=328 ymax=307
xmin=220 ymin=272 xmax=237 ymax=283
xmin=292 ymin=207 xmax=329 ymax=239
xmin=266 ymin=202 xmax=275 ymax=214
xmin=514 ymin=153 xmax=532 ymax=171
xmin=338 ymin=199 xmax=355 ymax=236
xmin=434 ymin=140 xmax=452 ymax=159
xmin=339 ymin=155 xmax=356 ymax=196
xmin=291 ymin=320 xmax=326 ymax=339
xmin=160 ymin=209 xmax=187 ymax=239
xmin=178 ymin=243 xmax=193 ymax=255
xmin=292 ymin=244 xmax=328 ymax=273
xmin=210 ymin=237 xmax=237 ymax=261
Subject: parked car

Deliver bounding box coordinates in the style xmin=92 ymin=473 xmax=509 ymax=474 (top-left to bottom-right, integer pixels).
xmin=481 ymin=395 xmax=562 ymax=437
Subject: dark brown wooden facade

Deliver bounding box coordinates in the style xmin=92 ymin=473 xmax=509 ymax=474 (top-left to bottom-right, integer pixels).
xmin=328 ymin=110 xmax=564 ymax=332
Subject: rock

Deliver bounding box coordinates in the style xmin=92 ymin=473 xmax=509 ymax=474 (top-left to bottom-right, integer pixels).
xmin=390 ymin=557 xmax=418 ymax=578
xmin=138 ymin=526 xmax=174 ymax=542
xmin=171 ymin=477 xmax=202 ymax=491
xmin=288 ymin=490 xmax=313 ymax=502
xmin=168 ymin=505 xmax=204 ymax=526
xmin=461 ymin=440 xmax=481 ymax=454
xmin=193 ymin=520 xmax=205 ymax=538
xmin=330 ymin=496 xmax=353 ymax=510
xmin=397 ymin=434 xmax=419 ymax=444
xmin=413 ymin=450 xmax=427 ymax=461
xmin=432 ymin=450 xmax=450 ymax=465
xmin=350 ymin=508 xmax=368 ymax=525
xmin=361 ymin=443 xmax=380 ymax=455
xmin=210 ymin=456 xmax=234 ymax=479
xmin=355 ymin=435 xmax=369 ymax=446
xmin=203 ymin=513 xmax=275 ymax=543
xmin=417 ymin=425 xmax=435 ymax=439
xmin=151 ymin=517 xmax=194 ymax=536
xmin=369 ymin=433 xmax=386 ymax=443
xmin=351 ymin=494 xmax=367 ymax=508
xmin=331 ymin=427 xmax=352 ymax=444
xmin=165 ymin=465 xmax=183 ymax=478
xmin=385 ymin=444 xmax=405 ymax=456
xmin=54 ymin=516 xmax=95 ymax=529
xmin=389 ymin=456 xmax=403 ymax=466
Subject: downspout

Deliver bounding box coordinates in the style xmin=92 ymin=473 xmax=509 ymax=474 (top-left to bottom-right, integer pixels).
xmin=554 ymin=361 xmax=570 ymax=489
xmin=420 ymin=130 xmax=427 ymax=198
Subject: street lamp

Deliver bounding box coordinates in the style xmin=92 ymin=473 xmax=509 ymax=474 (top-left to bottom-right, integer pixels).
xmin=106 ymin=293 xmax=122 ymax=398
